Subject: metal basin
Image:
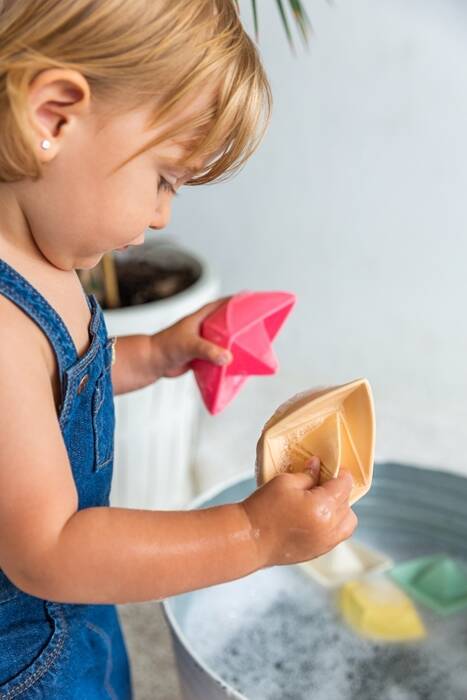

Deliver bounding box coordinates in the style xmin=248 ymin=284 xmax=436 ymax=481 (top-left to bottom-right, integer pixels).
xmin=162 ymin=463 xmax=467 ymax=699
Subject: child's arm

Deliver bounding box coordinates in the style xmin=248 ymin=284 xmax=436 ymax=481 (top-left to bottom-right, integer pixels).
xmin=0 ymin=303 xmax=356 ymax=605
xmin=111 ymin=298 xmax=232 ymax=395
xmin=110 ymin=333 xmax=166 ymax=394
xmin=0 ymin=317 xmax=257 ymax=602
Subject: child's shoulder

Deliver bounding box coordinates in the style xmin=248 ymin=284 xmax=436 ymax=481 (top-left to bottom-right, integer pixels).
xmin=0 ymin=291 xmax=58 ymax=401
xmin=0 ymin=290 xmax=48 ymax=351
xmin=0 ymin=265 xmax=92 ymax=412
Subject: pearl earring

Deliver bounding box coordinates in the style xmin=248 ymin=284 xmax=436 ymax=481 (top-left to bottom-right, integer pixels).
xmin=40 ymin=139 xmax=51 ymax=150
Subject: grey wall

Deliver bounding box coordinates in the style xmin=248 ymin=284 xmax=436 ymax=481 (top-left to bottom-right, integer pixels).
xmin=159 ymin=0 xmax=467 ymax=486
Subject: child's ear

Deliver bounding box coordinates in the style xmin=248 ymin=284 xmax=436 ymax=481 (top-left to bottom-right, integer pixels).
xmin=27 ymin=68 xmax=91 ymax=160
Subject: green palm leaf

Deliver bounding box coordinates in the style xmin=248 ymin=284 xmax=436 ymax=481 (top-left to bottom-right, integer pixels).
xmin=234 ymin=0 xmax=311 ymax=50
xmin=251 ymin=0 xmax=259 ymax=38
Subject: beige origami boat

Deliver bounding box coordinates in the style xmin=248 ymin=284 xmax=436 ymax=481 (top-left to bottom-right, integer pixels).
xmin=255 ymin=378 xmax=375 ymax=505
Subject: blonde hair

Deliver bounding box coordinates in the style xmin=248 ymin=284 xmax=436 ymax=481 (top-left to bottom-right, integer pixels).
xmin=0 ymin=0 xmax=272 ymax=185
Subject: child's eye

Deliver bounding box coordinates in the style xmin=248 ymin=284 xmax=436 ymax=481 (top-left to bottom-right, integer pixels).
xmin=158 ymin=176 xmax=178 ymax=196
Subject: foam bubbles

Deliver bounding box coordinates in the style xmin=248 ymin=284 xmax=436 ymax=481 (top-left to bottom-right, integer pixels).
xmin=183 ymin=565 xmax=467 ymax=700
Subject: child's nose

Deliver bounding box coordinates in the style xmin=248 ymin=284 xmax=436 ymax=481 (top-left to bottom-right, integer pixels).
xmin=149 ymin=199 xmax=172 ymax=230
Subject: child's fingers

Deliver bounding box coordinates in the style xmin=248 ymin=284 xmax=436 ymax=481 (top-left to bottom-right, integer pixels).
xmin=165 ymin=364 xmax=190 ymax=378
xmin=193 ymin=296 xmax=232 ymax=320
xmin=195 ymin=338 xmax=232 ymax=366
xmin=338 ymin=509 xmax=359 ymax=540
xmin=280 ymin=458 xmax=321 ymax=490
xmin=321 ymin=470 xmax=353 ymax=504
xmin=266 ymin=458 xmax=321 ymax=491
xmin=303 ymin=456 xmax=321 ymax=487
xmin=276 ymin=470 xmax=319 ymax=492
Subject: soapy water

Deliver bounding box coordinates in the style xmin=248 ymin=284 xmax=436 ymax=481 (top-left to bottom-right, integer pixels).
xmin=183 ymin=565 xmax=467 ymax=700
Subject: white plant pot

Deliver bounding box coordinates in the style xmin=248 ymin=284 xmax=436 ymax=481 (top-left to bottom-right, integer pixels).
xmin=103 ymin=239 xmax=220 ymax=510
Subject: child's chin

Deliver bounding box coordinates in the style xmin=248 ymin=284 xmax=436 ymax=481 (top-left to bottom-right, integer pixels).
xmin=77 ymin=254 xmax=105 ymax=270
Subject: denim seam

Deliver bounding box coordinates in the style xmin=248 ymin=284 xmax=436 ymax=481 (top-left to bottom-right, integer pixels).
xmin=0 ymin=592 xmax=19 ymax=605
xmin=58 ymin=375 xmax=78 ymax=429
xmin=0 ymin=283 xmax=75 ymax=377
xmin=59 ymin=343 xmax=103 ymax=429
xmin=93 ymin=375 xmax=105 ymax=469
xmin=0 ymin=269 xmax=103 ymax=431
xmin=0 ymin=264 xmax=77 ymax=361
xmin=92 ymin=369 xmax=114 ymax=471
xmin=65 ymin=331 xmax=101 ymax=375
xmin=0 ymin=264 xmax=101 ymax=371
xmin=93 ymin=377 xmax=105 ymax=416
xmin=84 ymin=621 xmax=118 ymax=700
xmin=96 ymin=456 xmax=113 ymax=471
xmin=0 ymin=605 xmax=68 ymax=699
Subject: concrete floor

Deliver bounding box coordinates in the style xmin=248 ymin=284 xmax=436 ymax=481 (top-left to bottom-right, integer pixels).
xmin=118 ymin=601 xmax=181 ymax=699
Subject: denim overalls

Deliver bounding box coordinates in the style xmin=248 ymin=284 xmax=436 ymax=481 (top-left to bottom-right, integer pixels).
xmin=0 ymin=259 xmax=132 ymax=699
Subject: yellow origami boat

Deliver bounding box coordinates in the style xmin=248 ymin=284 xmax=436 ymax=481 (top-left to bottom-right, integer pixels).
xmin=339 ymin=578 xmax=426 ymax=641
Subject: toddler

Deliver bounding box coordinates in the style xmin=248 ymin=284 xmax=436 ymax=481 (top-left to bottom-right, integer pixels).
xmin=0 ymin=1 xmax=357 ymax=697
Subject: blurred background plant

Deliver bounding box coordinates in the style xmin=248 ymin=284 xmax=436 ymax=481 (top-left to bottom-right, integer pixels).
xmin=78 ymin=0 xmax=311 ymax=309
xmin=236 ymin=0 xmax=311 ymax=51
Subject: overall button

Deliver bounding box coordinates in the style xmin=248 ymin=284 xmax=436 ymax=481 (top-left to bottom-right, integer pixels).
xmin=77 ymin=374 xmax=90 ymax=394
xmin=109 ymin=336 xmax=117 ymax=366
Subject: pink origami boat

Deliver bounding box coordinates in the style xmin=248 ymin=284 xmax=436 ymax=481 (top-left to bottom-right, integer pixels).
xmin=191 ymin=291 xmax=296 ymax=414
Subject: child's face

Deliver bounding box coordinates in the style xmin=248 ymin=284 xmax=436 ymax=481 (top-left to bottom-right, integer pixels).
xmin=13 ymin=70 xmax=210 ymax=271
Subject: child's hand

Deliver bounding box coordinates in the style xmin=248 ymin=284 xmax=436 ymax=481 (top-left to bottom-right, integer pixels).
xmin=241 ymin=459 xmax=358 ymax=568
xmin=150 ymin=297 xmax=233 ymax=379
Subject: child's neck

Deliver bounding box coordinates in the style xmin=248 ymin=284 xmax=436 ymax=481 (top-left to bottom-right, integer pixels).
xmin=0 ymin=183 xmax=68 ymax=275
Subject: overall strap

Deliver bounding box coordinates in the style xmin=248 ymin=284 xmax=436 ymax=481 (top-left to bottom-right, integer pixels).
xmin=0 ymin=258 xmax=85 ymax=377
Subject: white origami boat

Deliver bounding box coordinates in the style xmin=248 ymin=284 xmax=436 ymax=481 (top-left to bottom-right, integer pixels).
xmin=298 ymin=540 xmax=393 ymax=588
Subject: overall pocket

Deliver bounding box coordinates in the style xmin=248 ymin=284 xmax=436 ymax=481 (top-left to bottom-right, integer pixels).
xmin=92 ymin=339 xmax=116 ymax=472
xmin=83 ymin=619 xmax=118 ymax=700
xmin=0 ymin=577 xmax=68 ymax=697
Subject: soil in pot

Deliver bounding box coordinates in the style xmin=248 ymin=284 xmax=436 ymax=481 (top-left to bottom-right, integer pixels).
xmin=79 ymin=240 xmax=202 ymax=309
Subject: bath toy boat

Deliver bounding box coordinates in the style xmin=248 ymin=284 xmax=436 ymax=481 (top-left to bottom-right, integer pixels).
xmin=390 ymin=555 xmax=467 ymax=616
xmin=339 ymin=577 xmax=426 ymax=641
xmin=256 ymin=378 xmax=375 ymax=504
xmin=298 ymin=540 xmax=393 ymax=588
xmin=192 ymin=291 xmax=296 ymax=415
